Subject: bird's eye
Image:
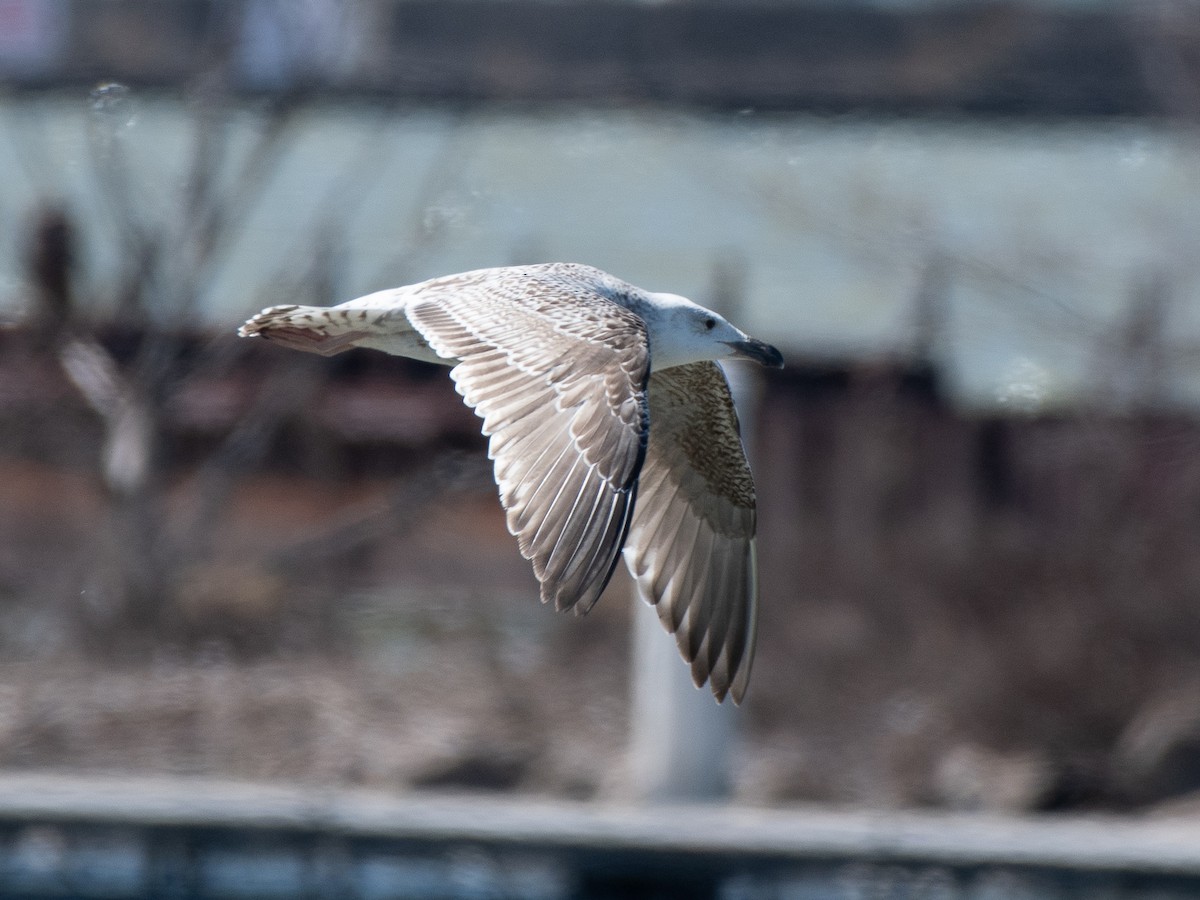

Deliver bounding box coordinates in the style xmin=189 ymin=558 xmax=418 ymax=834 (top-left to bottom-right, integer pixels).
xmin=704 ymin=317 xmax=717 ymax=331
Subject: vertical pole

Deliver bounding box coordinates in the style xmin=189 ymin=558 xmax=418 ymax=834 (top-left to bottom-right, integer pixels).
xmin=628 ymin=591 xmax=735 ymax=800
xmin=626 ymin=256 xmax=761 ymax=802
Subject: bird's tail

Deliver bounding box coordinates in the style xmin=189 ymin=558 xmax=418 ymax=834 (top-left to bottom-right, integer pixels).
xmin=238 ymin=305 xmax=367 ymax=356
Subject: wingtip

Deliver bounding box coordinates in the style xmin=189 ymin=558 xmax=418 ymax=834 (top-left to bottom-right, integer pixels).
xmin=687 ymin=652 xmax=742 ymax=705
xmin=703 ymin=670 xmax=745 ymax=705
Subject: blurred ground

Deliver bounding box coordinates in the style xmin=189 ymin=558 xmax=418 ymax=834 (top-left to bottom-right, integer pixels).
xmin=0 ymin=451 xmax=634 ymax=800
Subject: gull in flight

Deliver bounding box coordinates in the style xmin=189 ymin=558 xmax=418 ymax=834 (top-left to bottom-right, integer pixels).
xmin=239 ymin=263 xmax=782 ymax=703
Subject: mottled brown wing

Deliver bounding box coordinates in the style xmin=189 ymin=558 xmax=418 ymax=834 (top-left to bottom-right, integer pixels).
xmin=622 ymin=362 xmax=758 ymax=704
xmin=404 ymin=272 xmax=651 ymax=614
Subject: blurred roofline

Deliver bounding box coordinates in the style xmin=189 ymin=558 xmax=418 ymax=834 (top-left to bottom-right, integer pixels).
xmin=1 ymin=0 xmax=1193 ymax=118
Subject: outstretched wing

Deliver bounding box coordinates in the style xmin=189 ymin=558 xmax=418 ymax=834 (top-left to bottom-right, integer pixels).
xmin=622 ymin=362 xmax=758 ymax=704
xmin=404 ymin=268 xmax=651 ymax=614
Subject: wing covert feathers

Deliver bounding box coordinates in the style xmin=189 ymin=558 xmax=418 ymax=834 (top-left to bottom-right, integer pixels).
xmin=403 ymin=267 xmax=651 ymax=615
xmin=622 ymin=362 xmax=759 ymax=704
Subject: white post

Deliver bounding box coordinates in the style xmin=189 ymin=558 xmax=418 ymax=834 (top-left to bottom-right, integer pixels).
xmin=627 ymin=357 xmax=763 ymax=802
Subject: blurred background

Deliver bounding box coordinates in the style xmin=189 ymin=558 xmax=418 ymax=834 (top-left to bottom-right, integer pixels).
xmin=2 ymin=0 xmax=1200 ymax=894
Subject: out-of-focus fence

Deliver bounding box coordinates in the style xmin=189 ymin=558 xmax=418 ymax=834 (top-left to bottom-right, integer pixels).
xmin=0 ymin=774 xmax=1198 ymax=899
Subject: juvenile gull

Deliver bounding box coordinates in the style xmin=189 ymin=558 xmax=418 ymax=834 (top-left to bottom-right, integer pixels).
xmin=239 ymin=263 xmax=782 ymax=703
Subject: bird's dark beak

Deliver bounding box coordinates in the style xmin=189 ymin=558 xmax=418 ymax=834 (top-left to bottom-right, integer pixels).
xmin=725 ymin=338 xmax=784 ymax=369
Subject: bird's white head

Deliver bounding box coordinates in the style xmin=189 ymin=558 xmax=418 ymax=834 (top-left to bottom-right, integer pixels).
xmin=642 ymin=291 xmax=784 ymax=373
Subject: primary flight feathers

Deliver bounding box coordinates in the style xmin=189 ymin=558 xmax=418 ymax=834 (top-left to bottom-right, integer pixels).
xmin=239 ymin=263 xmax=781 ymax=703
